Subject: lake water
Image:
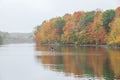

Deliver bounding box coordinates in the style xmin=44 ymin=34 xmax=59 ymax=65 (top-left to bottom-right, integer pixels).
xmin=0 ymin=44 xmax=120 ymax=80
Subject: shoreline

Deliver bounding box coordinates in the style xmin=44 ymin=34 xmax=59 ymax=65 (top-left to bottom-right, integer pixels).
xmin=36 ymin=43 xmax=120 ymax=49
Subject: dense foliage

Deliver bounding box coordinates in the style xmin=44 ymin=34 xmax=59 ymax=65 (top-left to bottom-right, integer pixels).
xmin=103 ymin=10 xmax=115 ymax=33
xmin=34 ymin=7 xmax=120 ymax=47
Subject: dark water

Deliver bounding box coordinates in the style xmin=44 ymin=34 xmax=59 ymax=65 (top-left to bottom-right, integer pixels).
xmin=0 ymin=44 xmax=120 ymax=80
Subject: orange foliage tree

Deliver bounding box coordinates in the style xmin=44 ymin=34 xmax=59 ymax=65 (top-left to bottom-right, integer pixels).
xmin=34 ymin=6 xmax=120 ymax=46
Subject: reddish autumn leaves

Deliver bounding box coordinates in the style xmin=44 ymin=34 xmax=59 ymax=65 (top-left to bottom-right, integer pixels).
xmin=34 ymin=7 xmax=120 ymax=46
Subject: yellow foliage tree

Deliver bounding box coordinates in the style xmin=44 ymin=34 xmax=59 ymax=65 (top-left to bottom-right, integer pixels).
xmin=108 ymin=18 xmax=120 ymax=46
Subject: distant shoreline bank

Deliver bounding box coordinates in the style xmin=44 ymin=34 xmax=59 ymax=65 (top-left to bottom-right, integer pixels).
xmin=36 ymin=43 xmax=120 ymax=49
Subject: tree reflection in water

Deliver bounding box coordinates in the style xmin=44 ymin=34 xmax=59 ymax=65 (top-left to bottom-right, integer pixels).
xmin=35 ymin=45 xmax=120 ymax=80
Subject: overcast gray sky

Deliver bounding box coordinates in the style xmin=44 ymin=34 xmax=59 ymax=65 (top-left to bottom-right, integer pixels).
xmin=0 ymin=0 xmax=119 ymax=33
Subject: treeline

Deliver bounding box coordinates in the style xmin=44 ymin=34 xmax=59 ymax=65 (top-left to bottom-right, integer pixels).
xmin=34 ymin=7 xmax=120 ymax=46
xmin=0 ymin=31 xmax=9 ymax=45
xmin=0 ymin=31 xmax=34 ymax=44
xmin=0 ymin=34 xmax=3 ymax=44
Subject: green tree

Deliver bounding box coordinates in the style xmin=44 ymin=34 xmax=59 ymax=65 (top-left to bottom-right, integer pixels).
xmin=103 ymin=10 xmax=115 ymax=33
xmin=53 ymin=18 xmax=66 ymax=35
xmin=81 ymin=11 xmax=95 ymax=27
xmin=77 ymin=30 xmax=88 ymax=44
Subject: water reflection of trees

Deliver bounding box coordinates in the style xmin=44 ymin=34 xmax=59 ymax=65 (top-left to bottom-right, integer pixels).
xmin=108 ymin=49 xmax=120 ymax=80
xmin=36 ymin=45 xmax=120 ymax=79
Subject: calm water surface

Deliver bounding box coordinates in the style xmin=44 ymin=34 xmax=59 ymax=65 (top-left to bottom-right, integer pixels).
xmin=0 ymin=44 xmax=120 ymax=80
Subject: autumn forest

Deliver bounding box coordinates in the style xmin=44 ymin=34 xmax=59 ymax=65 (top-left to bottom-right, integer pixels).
xmin=34 ymin=7 xmax=120 ymax=47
